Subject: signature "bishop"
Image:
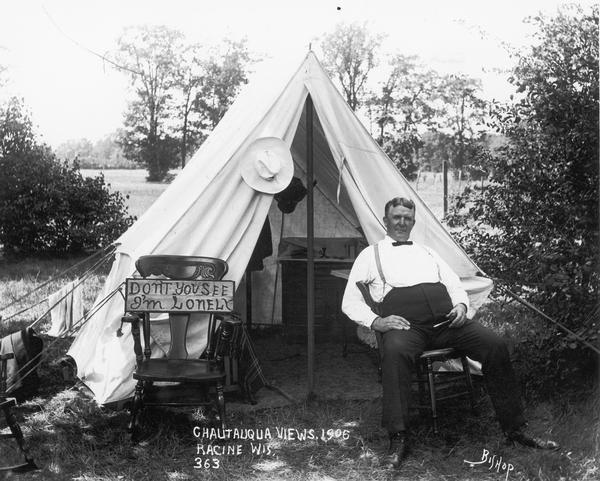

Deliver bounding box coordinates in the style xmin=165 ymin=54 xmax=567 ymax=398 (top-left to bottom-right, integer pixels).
xmin=464 ymin=448 xmax=515 ymax=480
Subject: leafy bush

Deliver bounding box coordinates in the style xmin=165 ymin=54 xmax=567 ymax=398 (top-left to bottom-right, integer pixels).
xmin=448 ymin=6 xmax=599 ymax=389
xmin=0 ymin=98 xmax=135 ymax=255
xmin=478 ymin=299 xmax=597 ymax=398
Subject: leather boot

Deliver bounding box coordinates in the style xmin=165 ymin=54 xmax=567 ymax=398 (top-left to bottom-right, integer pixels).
xmin=506 ymin=425 xmax=559 ymax=450
xmin=382 ymin=432 xmax=409 ymax=469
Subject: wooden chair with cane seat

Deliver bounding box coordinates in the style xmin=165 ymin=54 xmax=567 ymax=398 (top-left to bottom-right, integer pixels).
xmin=0 ymin=353 xmax=37 ymax=473
xmin=121 ymin=255 xmax=239 ymax=440
xmin=372 ymin=331 xmax=477 ymax=433
xmin=414 ymin=347 xmax=477 ymax=433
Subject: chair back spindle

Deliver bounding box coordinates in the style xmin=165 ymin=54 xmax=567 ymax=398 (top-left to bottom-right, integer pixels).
xmin=167 ymin=314 xmax=190 ymax=359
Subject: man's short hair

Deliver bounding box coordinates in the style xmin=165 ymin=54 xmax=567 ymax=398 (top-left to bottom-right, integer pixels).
xmin=384 ymin=197 xmax=416 ymax=217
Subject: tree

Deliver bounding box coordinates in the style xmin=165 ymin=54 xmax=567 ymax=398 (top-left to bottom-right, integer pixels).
xmin=0 ymin=98 xmax=134 ymax=255
xmin=370 ymin=55 xmax=439 ymax=138
xmin=114 ymin=25 xmax=183 ymax=181
xmin=320 ymin=22 xmax=384 ymax=110
xmin=193 ymin=39 xmax=252 ymax=131
xmin=419 ymin=130 xmax=454 ymax=172
xmin=368 ymin=54 xmax=442 ymax=179
xmin=420 ymin=131 xmax=494 ymax=181
xmin=366 ymin=55 xmax=488 ymax=181
xmin=172 ymin=39 xmax=252 ymax=168
xmin=174 ymin=43 xmax=206 ymax=168
xmin=92 ymin=131 xmax=134 ymax=168
xmin=56 ymin=133 xmax=134 ymax=169
xmin=434 ymin=74 xmax=488 ymax=173
xmin=55 ymin=138 xmax=94 ymax=165
xmin=448 ymin=5 xmax=598 ymax=387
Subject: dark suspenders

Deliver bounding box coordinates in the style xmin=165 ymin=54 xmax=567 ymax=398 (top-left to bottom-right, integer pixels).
xmin=373 ymin=243 xmax=386 ymax=285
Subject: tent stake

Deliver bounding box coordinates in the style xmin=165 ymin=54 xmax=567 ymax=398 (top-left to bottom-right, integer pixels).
xmin=306 ymin=95 xmax=315 ymax=397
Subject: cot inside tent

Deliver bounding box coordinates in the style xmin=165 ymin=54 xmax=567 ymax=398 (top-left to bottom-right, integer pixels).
xmin=68 ymin=51 xmax=493 ymax=405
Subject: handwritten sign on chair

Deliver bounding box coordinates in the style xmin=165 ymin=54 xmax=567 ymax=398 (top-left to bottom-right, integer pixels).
xmin=125 ymin=279 xmax=235 ymax=313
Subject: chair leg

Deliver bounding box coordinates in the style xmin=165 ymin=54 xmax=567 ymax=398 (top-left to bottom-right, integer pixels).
xmin=244 ymin=386 xmax=257 ymax=405
xmin=377 ymin=340 xmax=383 ymax=384
xmin=129 ymin=380 xmax=144 ymax=439
xmin=2 ymin=405 xmax=37 ymax=472
xmin=426 ymin=358 xmax=439 ymax=434
xmin=341 ymin=312 xmax=348 ymax=358
xmin=416 ymin=363 xmax=427 ymax=416
xmin=215 ymin=382 xmax=225 ymax=429
xmin=461 ymin=356 xmax=477 ymax=414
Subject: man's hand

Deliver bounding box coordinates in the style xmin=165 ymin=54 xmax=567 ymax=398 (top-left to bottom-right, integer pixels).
xmin=371 ymin=315 xmax=411 ymax=332
xmin=447 ymin=303 xmax=467 ymax=328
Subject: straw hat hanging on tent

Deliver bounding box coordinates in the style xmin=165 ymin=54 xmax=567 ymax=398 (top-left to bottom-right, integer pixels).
xmin=241 ymin=137 xmax=294 ymax=194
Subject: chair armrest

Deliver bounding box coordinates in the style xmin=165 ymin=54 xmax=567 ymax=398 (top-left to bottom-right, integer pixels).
xmin=214 ymin=316 xmax=242 ymax=362
xmin=354 ymin=283 xmax=384 ymax=355
xmin=356 ymin=281 xmax=382 ymax=316
xmin=117 ymin=314 xmax=142 ymax=337
xmin=119 ymin=314 xmax=144 ymax=366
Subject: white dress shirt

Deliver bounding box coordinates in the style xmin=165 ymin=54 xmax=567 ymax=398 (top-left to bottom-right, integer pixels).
xmin=342 ymin=235 xmax=470 ymax=328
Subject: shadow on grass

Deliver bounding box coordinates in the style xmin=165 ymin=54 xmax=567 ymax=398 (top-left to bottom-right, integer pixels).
xmin=3 ymin=381 xmax=598 ymax=481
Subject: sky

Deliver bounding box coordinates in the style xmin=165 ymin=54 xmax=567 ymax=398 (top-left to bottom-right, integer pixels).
xmin=0 ymin=0 xmax=594 ymax=148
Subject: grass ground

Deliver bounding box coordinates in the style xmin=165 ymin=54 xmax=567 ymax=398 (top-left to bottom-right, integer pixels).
xmin=1 ymin=170 xmax=598 ymax=480
xmin=1 ymin=334 xmax=598 ymax=481
xmin=0 ymin=395 xmax=590 ymax=480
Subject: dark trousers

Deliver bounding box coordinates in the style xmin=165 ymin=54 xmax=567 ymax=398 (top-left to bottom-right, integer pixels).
xmin=379 ymin=284 xmax=525 ymax=434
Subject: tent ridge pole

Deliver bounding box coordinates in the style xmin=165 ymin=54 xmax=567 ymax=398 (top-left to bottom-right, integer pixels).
xmin=306 ymin=95 xmax=315 ymax=397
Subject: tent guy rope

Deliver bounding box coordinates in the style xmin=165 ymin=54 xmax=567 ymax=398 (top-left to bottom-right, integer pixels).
xmin=3 ymin=282 xmax=125 ymax=392
xmin=493 ymin=280 xmax=600 ymax=356
xmin=0 ymin=245 xmax=115 ymax=319
xmin=25 ymin=250 xmax=115 ymax=330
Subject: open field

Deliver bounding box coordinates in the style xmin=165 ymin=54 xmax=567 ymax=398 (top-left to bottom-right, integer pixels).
xmin=0 ymin=169 xmax=597 ymax=480
xmin=82 ymin=169 xmax=175 ymax=220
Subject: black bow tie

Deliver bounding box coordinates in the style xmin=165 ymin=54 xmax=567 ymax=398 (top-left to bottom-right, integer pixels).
xmin=392 ymin=241 xmax=413 ymax=246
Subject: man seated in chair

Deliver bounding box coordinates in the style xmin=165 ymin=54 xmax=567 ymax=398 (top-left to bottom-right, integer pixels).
xmin=341 ymin=196 xmax=558 ymax=470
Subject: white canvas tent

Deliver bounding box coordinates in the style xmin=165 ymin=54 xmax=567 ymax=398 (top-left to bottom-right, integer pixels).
xmin=69 ymin=52 xmax=492 ymax=405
